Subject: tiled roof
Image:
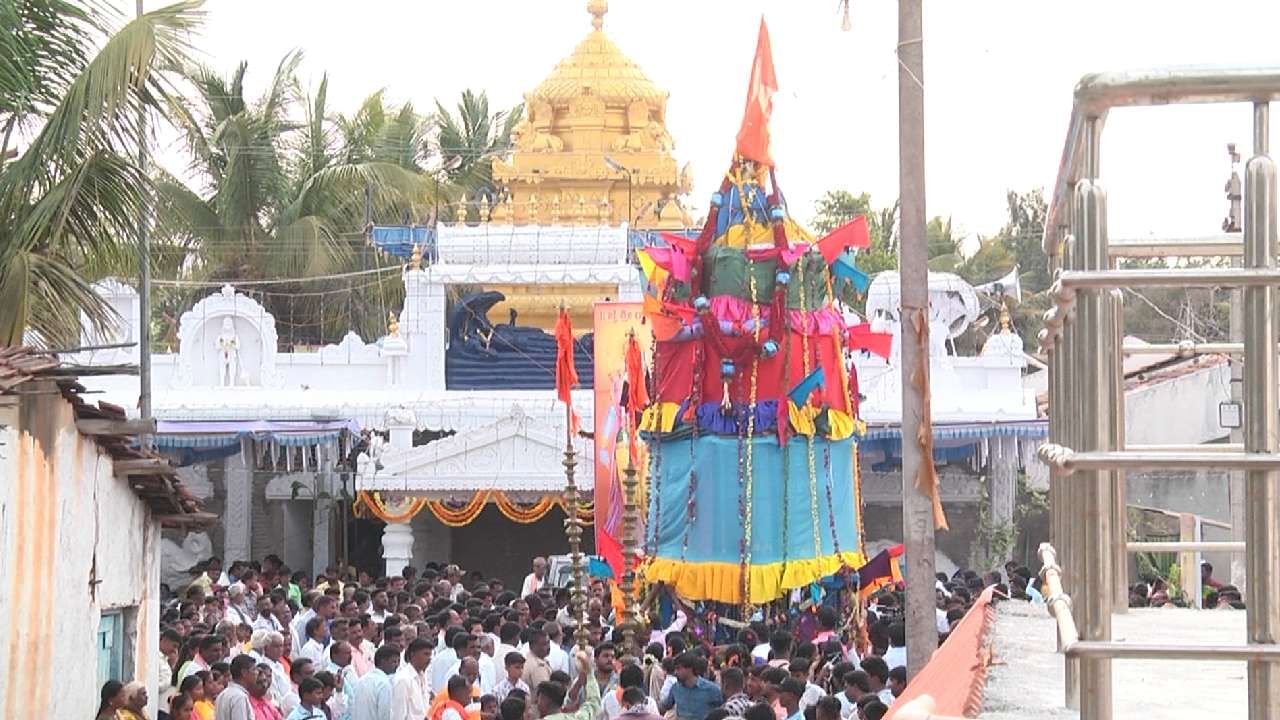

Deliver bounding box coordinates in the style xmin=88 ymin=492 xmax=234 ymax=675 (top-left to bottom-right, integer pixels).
xmin=1 ymin=347 xmax=213 ymax=528
xmin=0 ymin=346 xmax=58 ymax=391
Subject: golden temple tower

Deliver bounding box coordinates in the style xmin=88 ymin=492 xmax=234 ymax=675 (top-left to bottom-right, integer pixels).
xmin=490 ymin=0 xmax=692 ymax=229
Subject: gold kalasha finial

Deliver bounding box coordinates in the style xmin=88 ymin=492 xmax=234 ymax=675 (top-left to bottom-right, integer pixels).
xmin=388 ymin=311 xmax=400 ymax=337
xmin=999 ymin=300 xmax=1012 ymax=334
xmin=410 ymin=243 xmax=423 ymax=270
xmin=588 ymin=0 xmax=607 ymax=30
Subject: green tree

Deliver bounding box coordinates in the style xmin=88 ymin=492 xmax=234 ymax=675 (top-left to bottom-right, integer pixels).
xmin=925 ymin=216 xmax=962 ymax=271
xmin=156 ymin=53 xmax=429 ymax=343
xmin=435 ymin=89 xmax=523 ymax=221
xmin=983 ymin=189 xmax=1050 ymax=350
xmin=811 ymin=190 xmax=898 ymax=275
xmin=0 ymin=1 xmax=201 ymax=346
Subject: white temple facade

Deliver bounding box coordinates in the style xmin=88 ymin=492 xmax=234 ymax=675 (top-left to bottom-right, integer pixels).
xmin=74 ymin=224 xmax=1042 ymax=579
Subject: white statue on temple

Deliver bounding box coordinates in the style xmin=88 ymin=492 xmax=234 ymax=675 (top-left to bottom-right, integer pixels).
xmin=216 ymin=317 xmax=241 ymax=386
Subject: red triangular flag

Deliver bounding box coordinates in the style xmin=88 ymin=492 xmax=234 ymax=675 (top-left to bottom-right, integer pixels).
xmin=735 ymin=18 xmax=778 ymax=167
xmin=817 ymin=216 xmax=871 ymax=264
xmin=848 ymin=323 xmax=893 ymax=360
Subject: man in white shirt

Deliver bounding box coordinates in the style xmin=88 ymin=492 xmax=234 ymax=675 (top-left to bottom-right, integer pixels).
xmin=494 ymin=622 xmax=520 ymax=661
xmin=325 ymin=640 xmax=358 ymax=718
xmin=446 ymin=639 xmax=496 ymax=695
xmin=292 ymin=595 xmax=338 ymax=657
xmin=214 ymin=654 xmax=257 ymax=720
xmin=429 ymin=629 xmax=466 ymax=696
xmin=281 ymin=657 xmax=316 ymax=717
xmin=252 ymin=596 xmax=282 ymax=633
xmin=789 ymin=658 xmax=826 ymax=708
xmin=350 ymin=646 xmax=400 ymax=720
xmin=391 ymin=638 xmax=433 ymax=720
xmin=369 ymin=589 xmax=391 ymax=625
xmin=247 ymin=630 xmax=291 ymax=704
xmin=299 ymin=616 xmax=329 ymax=666
xmin=544 ymin=622 xmax=572 ymax=676
xmin=883 ymin=623 xmax=907 ymax=672
xmin=601 ymin=664 xmax=660 ymax=720
xmin=521 ymin=557 xmax=548 ymax=598
xmin=225 ymin=584 xmax=255 ymax=626
xmin=178 ymin=635 xmax=223 ymax=684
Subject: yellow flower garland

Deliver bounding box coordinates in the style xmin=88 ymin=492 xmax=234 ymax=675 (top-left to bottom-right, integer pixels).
xmin=354 ymin=491 xmax=595 ymax=527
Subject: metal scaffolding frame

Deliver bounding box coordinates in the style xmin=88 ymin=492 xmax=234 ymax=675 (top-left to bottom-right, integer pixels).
xmin=1040 ymin=67 xmax=1280 ymax=719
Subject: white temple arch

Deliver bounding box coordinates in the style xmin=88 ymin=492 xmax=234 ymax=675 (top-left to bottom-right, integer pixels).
xmin=175 ymin=284 xmax=283 ymax=389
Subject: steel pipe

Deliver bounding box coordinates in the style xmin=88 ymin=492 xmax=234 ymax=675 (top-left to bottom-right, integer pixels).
xmin=1075 ymin=158 xmax=1113 ymax=720
xmin=1039 ymin=445 xmax=1280 ymax=473
xmin=1109 ymin=234 xmax=1243 ymax=258
xmin=1122 ymin=342 xmax=1243 ymax=356
xmin=1243 ymin=100 xmax=1280 ymax=720
xmin=1126 ymin=541 xmax=1247 ymax=552
xmin=1060 ymin=267 xmax=1280 ymax=291
xmin=1110 ymin=288 xmax=1127 ymax=613
xmin=1126 ymin=443 xmax=1245 ymax=453
xmin=1067 ymin=642 xmax=1280 ymax=662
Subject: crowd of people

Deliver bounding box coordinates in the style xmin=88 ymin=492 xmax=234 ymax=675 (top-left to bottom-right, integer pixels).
xmin=1126 ymin=560 xmax=1246 ymax=610
xmin=95 ymin=553 xmax=1034 ymax=720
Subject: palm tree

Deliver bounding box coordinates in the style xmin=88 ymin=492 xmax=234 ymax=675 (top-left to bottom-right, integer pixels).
xmin=434 ymin=89 xmax=523 ymax=221
xmin=156 ymin=53 xmax=430 ymax=343
xmin=0 ymin=1 xmax=203 ymax=346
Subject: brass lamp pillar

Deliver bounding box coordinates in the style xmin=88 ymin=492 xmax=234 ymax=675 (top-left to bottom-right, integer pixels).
xmin=620 ymin=460 xmax=641 ymax=659
xmin=563 ymin=430 xmax=590 ymax=649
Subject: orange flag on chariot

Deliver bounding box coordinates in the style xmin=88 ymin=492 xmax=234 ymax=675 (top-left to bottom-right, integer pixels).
xmin=735 ymin=17 xmax=779 ymax=167
xmin=555 ymin=308 xmax=582 ymax=434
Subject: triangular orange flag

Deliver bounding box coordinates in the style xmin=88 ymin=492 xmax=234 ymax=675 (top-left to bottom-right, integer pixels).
xmin=554 ymin=308 xmax=582 ymax=434
xmin=735 ymin=17 xmax=778 ymax=167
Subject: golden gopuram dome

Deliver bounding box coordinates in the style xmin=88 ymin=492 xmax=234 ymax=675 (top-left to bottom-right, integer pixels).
xmin=490 ymin=0 xmax=693 ymax=229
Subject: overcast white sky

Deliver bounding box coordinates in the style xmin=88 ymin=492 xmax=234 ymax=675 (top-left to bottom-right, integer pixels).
xmin=135 ymin=0 xmax=1280 ymax=245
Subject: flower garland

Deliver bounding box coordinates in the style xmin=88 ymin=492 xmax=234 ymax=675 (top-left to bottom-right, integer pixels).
xmin=357 ymin=491 xmax=428 ymax=524
xmin=356 ymin=490 xmax=594 ymax=527
xmin=571 ymin=498 xmax=595 ymax=524
xmin=647 ymin=326 xmax=663 ymax=557
xmin=798 ymin=253 xmax=823 ymax=559
xmin=821 ymin=441 xmax=842 ymax=556
xmin=742 ymin=265 xmax=762 ymax=609
xmin=826 ymin=319 xmax=855 ymax=556
xmin=681 ymin=341 xmax=702 ymax=560
xmin=427 ymin=492 xmax=491 ymax=527
xmin=494 ymin=493 xmax=560 ymax=524
xmin=647 ymin=432 xmax=663 ymax=556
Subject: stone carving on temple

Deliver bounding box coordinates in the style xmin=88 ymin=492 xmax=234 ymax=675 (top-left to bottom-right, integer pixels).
xmin=216 ymin=317 xmax=242 ymax=387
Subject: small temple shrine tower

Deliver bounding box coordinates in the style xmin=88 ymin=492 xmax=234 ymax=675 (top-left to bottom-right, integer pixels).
xmin=490 ymin=0 xmax=692 ymax=229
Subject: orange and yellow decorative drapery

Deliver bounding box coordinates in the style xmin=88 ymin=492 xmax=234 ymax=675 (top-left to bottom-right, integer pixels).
xmin=354 ymin=491 xmax=594 ymax=527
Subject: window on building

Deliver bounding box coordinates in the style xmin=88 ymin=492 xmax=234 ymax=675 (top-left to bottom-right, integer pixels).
xmin=97 ymin=608 xmax=137 ymax=687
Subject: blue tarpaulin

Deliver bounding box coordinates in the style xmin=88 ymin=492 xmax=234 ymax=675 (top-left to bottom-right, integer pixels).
xmin=369 ymin=225 xmax=434 ymax=258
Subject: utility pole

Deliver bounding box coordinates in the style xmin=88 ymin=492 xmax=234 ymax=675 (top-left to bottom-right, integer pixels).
xmin=136 ymin=0 xmax=153 ymax=450
xmin=897 ymin=0 xmax=937 ymax=679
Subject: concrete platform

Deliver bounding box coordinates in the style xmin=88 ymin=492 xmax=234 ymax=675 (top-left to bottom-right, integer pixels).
xmin=982 ymin=602 xmax=1248 ymax=719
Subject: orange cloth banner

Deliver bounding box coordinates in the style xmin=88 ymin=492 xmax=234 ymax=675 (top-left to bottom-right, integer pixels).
xmin=884 ymin=587 xmax=995 ymax=719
